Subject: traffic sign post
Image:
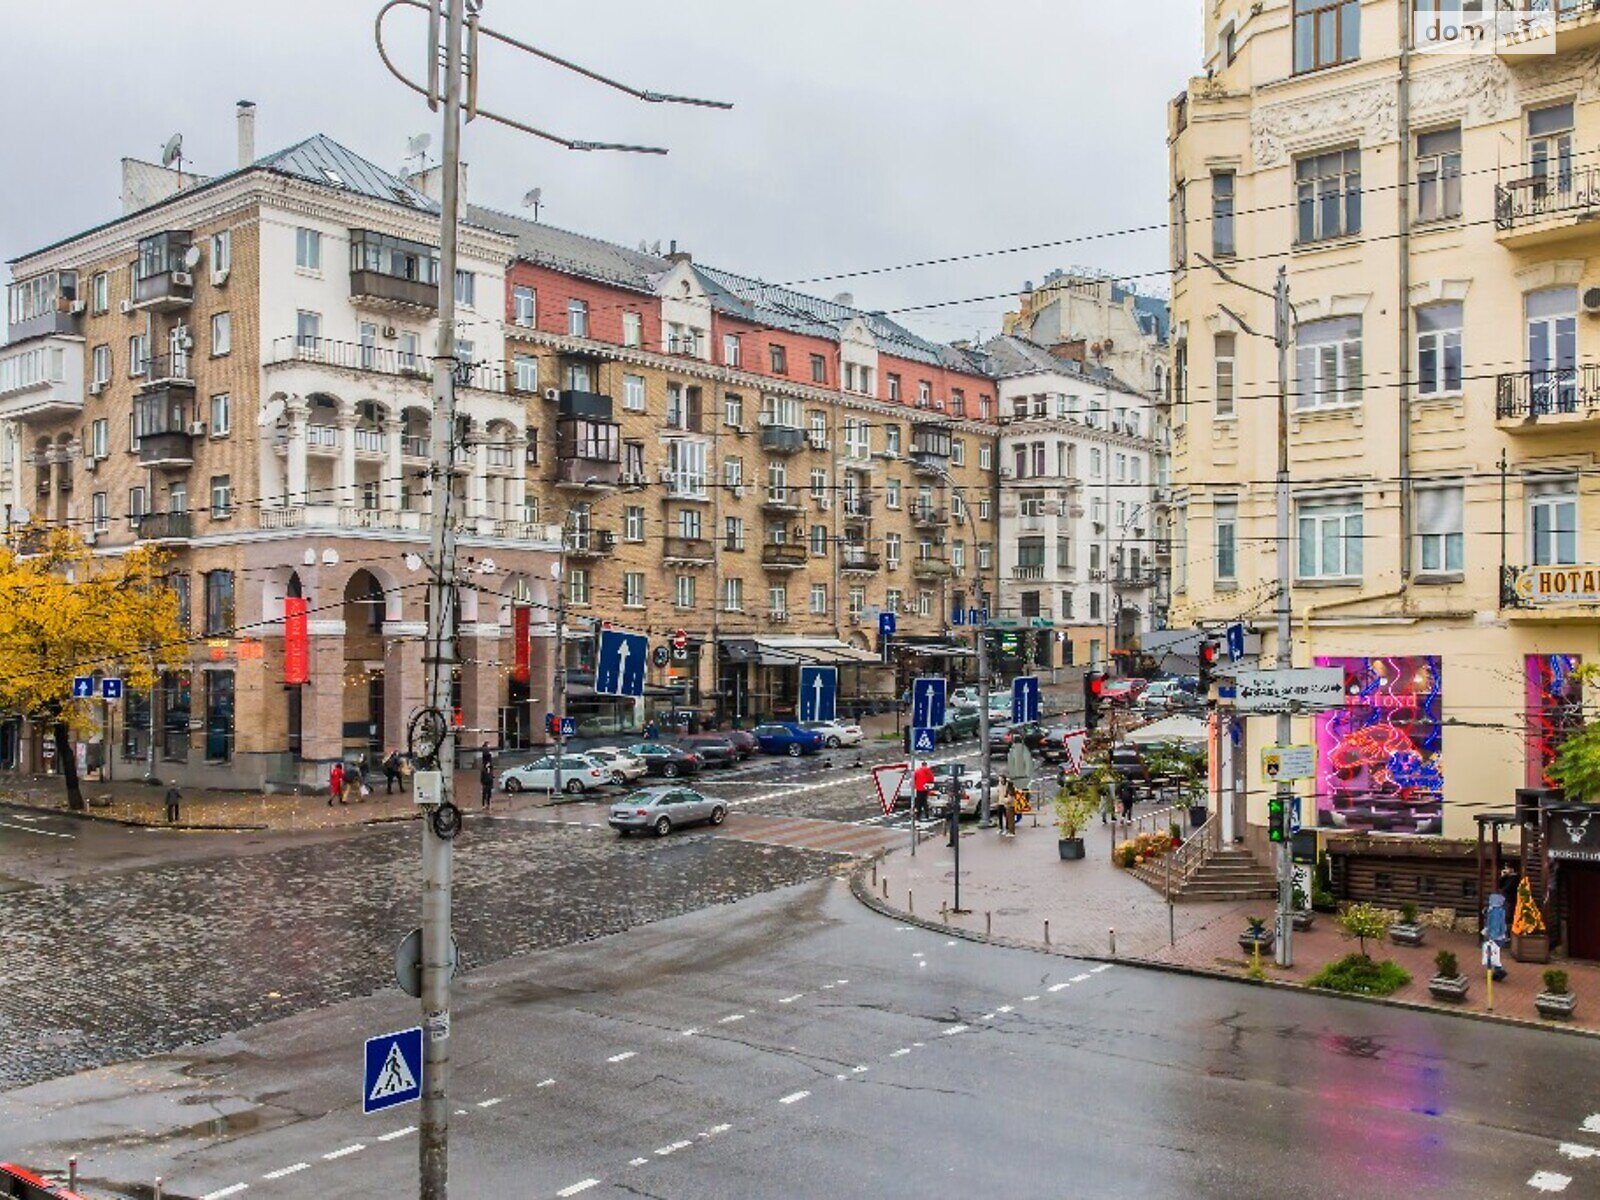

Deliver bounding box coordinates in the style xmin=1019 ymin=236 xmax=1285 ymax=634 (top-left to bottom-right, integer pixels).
xmin=1011 ymin=675 xmax=1040 ymax=724
xmin=71 ymin=677 xmax=94 ymax=699
xmin=798 ymin=666 xmax=838 ymax=724
xmin=910 ymin=727 xmax=938 ymax=754
xmin=364 ymin=1026 xmax=424 ymax=1114
xmin=1226 ymin=623 xmax=1246 ymax=664
xmin=100 ymin=678 xmax=124 ymax=701
xmin=911 ymin=676 xmax=946 ymax=731
xmin=595 ymin=629 xmax=650 ymax=698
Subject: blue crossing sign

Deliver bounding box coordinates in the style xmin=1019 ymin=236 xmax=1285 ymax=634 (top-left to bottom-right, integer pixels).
xmin=911 ymin=727 xmax=938 ymax=754
xmin=1290 ymin=795 xmax=1304 ymax=835
xmin=1011 ymin=675 xmax=1041 ymax=723
xmin=879 ymin=611 xmax=897 ymax=637
xmin=363 ymin=1025 xmax=423 ymax=1114
xmin=71 ymin=677 xmax=94 ymax=699
xmin=559 ymin=716 xmax=577 ymax=738
xmin=101 ymin=678 xmax=124 ymax=701
xmin=911 ymin=676 xmax=946 ymax=730
xmin=798 ymin=665 xmax=838 ymax=723
xmin=595 ymin=629 xmax=649 ymax=698
xmin=1226 ymin=622 xmax=1246 ymax=664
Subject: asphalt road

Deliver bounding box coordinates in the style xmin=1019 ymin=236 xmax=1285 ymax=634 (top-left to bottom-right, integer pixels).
xmin=7 ymin=879 xmax=1598 ymax=1200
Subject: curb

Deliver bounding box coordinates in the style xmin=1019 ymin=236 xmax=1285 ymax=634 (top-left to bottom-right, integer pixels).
xmin=846 ymin=859 xmax=1600 ymax=1043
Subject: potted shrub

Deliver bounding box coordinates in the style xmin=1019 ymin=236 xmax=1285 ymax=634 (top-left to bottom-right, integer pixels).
xmin=1511 ymin=877 xmax=1550 ymax=963
xmin=1428 ymin=949 xmax=1469 ymax=1002
xmin=1291 ymin=881 xmax=1315 ymax=932
xmin=1053 ymin=769 xmax=1101 ymax=861
xmin=1388 ymin=901 xmax=1427 ymax=948
xmin=1238 ymin=914 xmax=1274 ymax=957
xmin=1536 ymin=968 xmax=1577 ymax=1020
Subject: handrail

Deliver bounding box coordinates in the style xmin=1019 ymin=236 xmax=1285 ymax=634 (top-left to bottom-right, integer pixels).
xmin=1168 ymin=811 xmax=1220 ymax=890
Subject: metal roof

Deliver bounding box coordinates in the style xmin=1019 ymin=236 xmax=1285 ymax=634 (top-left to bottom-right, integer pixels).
xmin=978 ymin=334 xmax=1142 ymax=396
xmin=467 ymin=206 xmax=668 ymax=292
xmin=258 ymin=135 xmax=438 ymax=211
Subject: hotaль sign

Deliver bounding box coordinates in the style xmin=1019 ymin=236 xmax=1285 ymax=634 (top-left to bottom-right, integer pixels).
xmin=1514 ymin=566 xmax=1600 ymax=605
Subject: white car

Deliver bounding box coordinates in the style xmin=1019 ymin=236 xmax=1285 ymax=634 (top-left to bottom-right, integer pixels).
xmin=802 ymin=720 xmax=864 ymax=748
xmin=583 ymin=746 xmax=648 ymax=785
xmin=499 ymin=753 xmax=609 ymax=794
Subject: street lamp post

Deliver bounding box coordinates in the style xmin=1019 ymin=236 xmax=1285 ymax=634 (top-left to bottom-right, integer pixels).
xmin=935 ymin=464 xmax=992 ymax=830
xmin=552 ymin=485 xmax=599 ymax=799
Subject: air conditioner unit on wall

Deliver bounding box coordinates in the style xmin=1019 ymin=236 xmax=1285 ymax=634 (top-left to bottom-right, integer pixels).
xmin=1584 ymin=286 xmax=1600 ymax=316
xmin=211 ymin=268 xmax=230 ymax=287
xmin=171 ymin=271 xmax=193 ymax=287
xmin=119 ymin=299 xmax=134 ymax=315
xmin=83 ymin=457 xmax=97 ymax=473
xmin=543 ymin=387 xmax=560 ymax=402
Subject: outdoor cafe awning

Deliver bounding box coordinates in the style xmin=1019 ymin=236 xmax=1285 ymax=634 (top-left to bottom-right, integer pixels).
xmin=899 ymin=642 xmax=977 ymax=658
xmin=721 ymin=637 xmax=885 ymax=667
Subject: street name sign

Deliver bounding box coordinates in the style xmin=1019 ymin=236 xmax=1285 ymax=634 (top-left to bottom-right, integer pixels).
xmin=595 ymin=629 xmax=649 ymax=698
xmin=363 ymin=1026 xmax=423 ymax=1114
xmin=798 ymin=665 xmax=838 ymax=723
xmin=1261 ymin=744 xmax=1316 ymax=783
xmin=1233 ymin=667 xmax=1344 ymax=714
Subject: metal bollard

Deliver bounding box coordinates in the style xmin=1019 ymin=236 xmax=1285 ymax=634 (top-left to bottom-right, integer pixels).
xmin=68 ymin=1158 xmax=77 ymax=1190
xmin=941 ymin=905 xmax=949 ymax=926
xmin=871 ymin=862 xmax=878 ymax=887
xmin=908 ymin=890 xmax=914 ymax=915
xmin=1044 ymin=920 xmax=1051 ymax=945
xmin=882 ymin=877 xmax=889 ymax=899
xmin=154 ymin=1179 xmax=163 ymax=1200
xmin=1109 ymin=928 xmax=1117 ymax=957
xmin=985 ymin=910 xmax=992 ymax=937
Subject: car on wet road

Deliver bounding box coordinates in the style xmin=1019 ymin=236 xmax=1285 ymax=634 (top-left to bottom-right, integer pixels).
xmin=625 ymin=742 xmax=704 ymax=778
xmin=753 ymin=722 xmax=827 ymax=757
xmin=608 ymin=786 xmax=728 ymax=836
xmin=802 ymin=719 xmax=864 ymax=748
xmin=583 ymin=746 xmax=649 ymax=785
xmin=500 ymin=754 xmax=611 ymax=794
xmin=679 ymin=734 xmax=741 ymax=768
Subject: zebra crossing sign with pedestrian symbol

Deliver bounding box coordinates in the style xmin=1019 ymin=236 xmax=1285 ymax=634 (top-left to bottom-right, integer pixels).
xmin=363 ymin=1026 xmax=423 ymax=1114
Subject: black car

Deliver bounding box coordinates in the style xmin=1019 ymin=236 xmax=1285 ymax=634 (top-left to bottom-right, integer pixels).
xmin=1109 ymin=745 xmax=1149 ymax=783
xmin=624 ymin=742 xmax=704 ymax=778
xmin=988 ymin=721 xmax=1047 ymax=752
xmin=721 ymin=729 xmax=759 ymax=760
xmin=680 ymin=735 xmax=739 ymax=768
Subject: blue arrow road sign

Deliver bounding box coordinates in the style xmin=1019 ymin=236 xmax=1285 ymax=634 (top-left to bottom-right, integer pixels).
xmin=798 ymin=665 xmax=838 ymax=724
xmin=71 ymin=676 xmax=94 ymax=699
xmin=363 ymin=1025 xmax=423 ymax=1114
xmin=912 ymin=676 xmax=946 ymax=730
xmin=595 ymin=629 xmax=649 ymax=698
xmin=101 ymin=678 xmax=124 ymax=701
xmin=951 ymin=607 xmax=964 ymax=627
xmin=879 ymin=611 xmax=897 ymax=637
xmin=1011 ymin=675 xmax=1041 ymax=723
xmin=1226 ymin=622 xmax=1246 ymax=664
xmin=911 ymin=727 xmax=938 ymax=754
xmin=1290 ymin=796 xmax=1304 ymax=835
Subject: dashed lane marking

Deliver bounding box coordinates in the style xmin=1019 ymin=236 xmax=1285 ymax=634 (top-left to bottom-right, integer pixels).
xmin=556 ymin=1181 xmax=600 ymax=1197
xmin=943 ymin=1025 xmax=969 ymax=1036
xmin=376 ymin=1126 xmax=416 ymax=1141
xmin=655 ymin=1140 xmax=693 ymax=1156
xmin=1090 ymin=964 xmax=1113 ymax=974
xmin=200 ymin=1187 xmax=248 ymax=1200
xmin=1023 ymin=995 xmax=1040 ymax=1002
xmin=717 ymin=1013 xmax=746 ymax=1024
xmin=322 ymin=1144 xmax=363 ymax=1161
xmin=537 ymin=1078 xmax=556 ymax=1088
xmin=1070 ymin=974 xmax=1092 ymax=982
xmin=1558 ymin=1144 xmax=1599 ymax=1160
xmin=890 ymin=1048 xmax=911 ymax=1057
xmin=1048 ymin=983 xmax=1069 ymax=993
xmin=629 ymin=1157 xmax=650 ymax=1167
xmin=261 ymin=1164 xmax=309 ymax=1181
xmin=705 ymin=1124 xmax=733 ymax=1136
xmin=778 ymin=994 xmax=804 ymax=1004
xmin=682 ymin=1028 xmax=701 ymax=1036
xmin=1529 ymin=1171 xmax=1571 ymax=1193
xmin=607 ymin=1051 xmax=637 ymax=1063
xmin=997 ymin=1005 xmax=1014 ymax=1014
xmin=0 ymin=819 xmax=74 ymax=839
xmin=779 ymin=1090 xmax=811 ymax=1105
xmin=979 ymin=1013 xmax=994 ymax=1021
xmin=477 ymin=1097 xmax=503 ymax=1108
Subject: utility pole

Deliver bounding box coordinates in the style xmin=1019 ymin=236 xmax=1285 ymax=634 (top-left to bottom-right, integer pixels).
xmin=1271 ymin=264 xmax=1294 ymax=969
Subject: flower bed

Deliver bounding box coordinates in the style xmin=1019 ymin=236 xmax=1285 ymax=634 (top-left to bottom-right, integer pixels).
xmin=1115 ymin=830 xmax=1178 ymax=868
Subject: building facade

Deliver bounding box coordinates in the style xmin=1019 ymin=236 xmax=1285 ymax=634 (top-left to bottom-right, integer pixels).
xmin=1169 ymin=0 xmax=1600 ymax=938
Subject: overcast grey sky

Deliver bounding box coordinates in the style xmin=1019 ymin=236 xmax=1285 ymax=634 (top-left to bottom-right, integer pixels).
xmin=2 ymin=0 xmax=1200 ymax=340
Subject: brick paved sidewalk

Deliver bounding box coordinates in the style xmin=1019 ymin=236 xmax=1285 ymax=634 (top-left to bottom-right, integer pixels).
xmin=868 ymin=809 xmax=1600 ymax=1035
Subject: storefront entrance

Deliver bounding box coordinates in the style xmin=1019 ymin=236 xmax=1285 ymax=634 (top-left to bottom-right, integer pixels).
xmin=1568 ymin=865 xmax=1600 ymax=961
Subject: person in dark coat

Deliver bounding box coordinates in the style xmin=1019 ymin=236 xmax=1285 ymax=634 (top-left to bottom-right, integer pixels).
xmin=1498 ymin=867 xmax=1519 ymax=911
xmin=382 ymin=748 xmax=402 ymax=795
xmin=480 ymin=758 xmax=494 ymax=810
xmin=1117 ymin=775 xmax=1136 ymax=821
xmin=164 ymin=785 xmax=181 ymax=824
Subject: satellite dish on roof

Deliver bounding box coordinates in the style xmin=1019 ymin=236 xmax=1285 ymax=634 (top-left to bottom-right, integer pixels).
xmin=522 ymin=187 xmax=543 ymax=221
xmin=407 ymin=132 xmax=432 ymax=157
xmin=161 ymin=134 xmax=183 ymax=169
xmin=183 ymin=245 xmax=202 ymax=271
xmin=651 ymin=241 xmax=662 ymax=255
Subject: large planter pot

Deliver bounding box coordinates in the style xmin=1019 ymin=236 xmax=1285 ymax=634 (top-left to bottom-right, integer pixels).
xmin=1291 ymin=911 xmax=1316 ymax=932
xmin=1058 ymin=837 xmax=1086 ymax=861
xmin=1238 ymin=932 xmax=1274 ymax=957
xmin=1428 ymin=973 xmax=1470 ymax=1003
xmin=1535 ymin=991 xmax=1577 ymax=1020
xmin=1512 ymin=932 xmax=1551 ymax=964
xmin=1187 ymin=804 xmax=1208 ymax=829
xmin=1388 ymin=922 xmax=1427 ymax=948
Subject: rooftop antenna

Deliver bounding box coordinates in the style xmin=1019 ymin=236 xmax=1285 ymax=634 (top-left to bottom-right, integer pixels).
xmin=404 ymin=131 xmax=433 ymax=173
xmin=161 ymin=133 xmax=184 ymax=185
xmin=521 ymin=186 xmax=543 ymax=221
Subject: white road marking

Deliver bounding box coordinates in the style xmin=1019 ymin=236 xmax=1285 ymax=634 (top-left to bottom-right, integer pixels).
xmin=1023 ymin=995 xmax=1040 ymax=1002
xmin=682 ymin=1028 xmax=700 ymax=1036
xmin=261 ymin=1164 xmax=309 ymax=1181
xmin=322 ymin=1144 xmax=364 ymax=1160
xmin=1584 ymin=1114 xmax=1600 ymax=1133
xmin=821 ymin=983 xmax=835 ymax=990
xmin=377 ymin=1126 xmax=416 ymax=1141
xmin=704 ymin=1123 xmax=733 ymax=1136
xmin=557 ymin=1181 xmax=601 ymax=1197
xmin=1090 ymin=964 xmax=1113 ymax=974
xmin=779 ymin=1090 xmax=811 ymax=1104
xmin=629 ymin=1157 xmax=649 ymax=1167
xmin=1529 ymin=1171 xmax=1571 ymax=1193
xmin=537 ymin=1078 xmax=556 ymax=1088
xmin=477 ymin=1097 xmax=503 ymax=1108
xmin=778 ymin=994 xmax=804 ymax=1004
xmin=979 ymin=1013 xmax=994 ymax=1021
xmin=717 ymin=1013 xmax=746 ymax=1024
xmin=836 ymin=979 xmax=849 ymax=985
xmin=1070 ymin=973 xmax=1092 ymax=982
xmin=607 ymin=1051 xmax=636 ymax=1063
xmin=943 ymin=1024 xmax=969 ymax=1036
xmin=1048 ymin=983 xmax=1069 ymax=993
xmin=852 ymin=1065 xmax=868 ymax=1073
xmin=890 ymin=1048 xmax=911 ymax=1057
xmin=997 ymin=1005 xmax=1014 ymax=1014
xmin=912 ymin=1042 xmax=925 ymax=1048
xmin=912 ymin=952 xmax=925 ymax=959
xmin=655 ymin=1140 xmax=693 ymax=1156
xmin=201 ymin=1187 xmax=249 ymax=1200
xmin=1558 ymin=1144 xmax=1599 ymax=1160
xmin=945 ymin=941 xmax=956 ymax=946
xmin=0 ymin=819 xmax=74 ymax=839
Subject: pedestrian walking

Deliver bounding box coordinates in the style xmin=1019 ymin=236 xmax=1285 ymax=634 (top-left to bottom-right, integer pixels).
xmin=1482 ymin=935 xmax=1507 ymax=983
xmin=164 ymin=785 xmax=181 ymax=824
xmin=912 ymin=759 xmax=935 ymax=821
xmin=1497 ymin=866 xmax=1519 ymax=911
xmin=1484 ymin=891 xmax=1510 ymax=948
xmin=382 ymin=748 xmax=401 ymax=795
xmin=329 ymin=760 xmax=345 ymax=806
xmin=1117 ymin=775 xmax=1135 ymax=821
xmin=480 ymin=757 xmax=494 ymax=810
xmin=343 ymin=760 xmax=362 ymax=805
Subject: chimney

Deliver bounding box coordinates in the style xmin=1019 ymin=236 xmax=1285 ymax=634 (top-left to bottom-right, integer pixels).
xmin=1052 ymin=339 xmax=1087 ymax=363
xmin=666 ymin=239 xmax=693 ymax=265
xmin=237 ymin=100 xmax=257 ymax=167
xmin=405 ymin=162 xmax=469 ymax=219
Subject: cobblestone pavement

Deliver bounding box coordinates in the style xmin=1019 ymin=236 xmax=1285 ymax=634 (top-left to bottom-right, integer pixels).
xmin=0 ymin=818 xmax=843 ymax=1092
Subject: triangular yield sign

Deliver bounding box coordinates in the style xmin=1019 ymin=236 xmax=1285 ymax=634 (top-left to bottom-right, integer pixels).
xmin=368 ymin=1040 xmax=418 ymax=1102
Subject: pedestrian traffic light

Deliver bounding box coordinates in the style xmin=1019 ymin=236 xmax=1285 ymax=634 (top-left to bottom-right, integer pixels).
xmin=1084 ymin=671 xmax=1106 ymax=731
xmin=1198 ymin=638 xmax=1221 ymax=695
xmin=1267 ymin=794 xmax=1290 ymax=843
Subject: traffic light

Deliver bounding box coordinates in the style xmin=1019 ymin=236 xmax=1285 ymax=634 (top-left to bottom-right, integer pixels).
xmin=544 ymin=711 xmax=558 ymax=737
xmin=1084 ymin=671 xmax=1106 ymax=731
xmin=1267 ymin=794 xmax=1291 ymax=843
xmin=1198 ymin=638 xmax=1221 ymax=695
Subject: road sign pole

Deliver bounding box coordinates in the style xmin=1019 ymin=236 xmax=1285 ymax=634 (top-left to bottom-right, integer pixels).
xmin=1273 ymin=265 xmax=1295 ymax=971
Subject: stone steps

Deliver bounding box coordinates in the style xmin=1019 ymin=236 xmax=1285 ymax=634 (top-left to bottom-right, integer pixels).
xmin=1126 ymin=846 xmax=1279 ymax=901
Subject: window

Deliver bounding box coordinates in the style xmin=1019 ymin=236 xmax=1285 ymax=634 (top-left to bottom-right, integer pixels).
xmin=91 ymin=344 xmax=111 ymax=387
xmin=1527 ymin=102 xmax=1574 ymax=198
xmin=1416 ymin=485 xmax=1464 ymax=575
xmin=674 ymin=576 xmax=696 ymax=608
xmin=88 ymin=418 xmax=108 ymax=460
xmin=887 ymin=373 xmax=901 ymax=402
xmin=769 ymin=344 xmax=787 ymax=374
xmin=205 ymin=311 xmax=229 ymax=358
xmin=1297 ymin=497 xmax=1363 ymax=580
xmin=978 ymin=497 xmax=990 ymax=520
xmin=453 ymin=270 xmax=476 ymax=308
xmin=91 ymin=491 xmax=108 ymax=534
xmin=296 ymin=310 xmax=321 ymax=350
xmin=622 ymin=505 xmax=644 ymax=542
xmin=723 ymin=334 xmax=741 ymax=366
xmin=953 ymin=540 xmax=966 ymax=571
xmin=1215 ymin=500 xmax=1238 ymax=582
xmin=724 ymin=392 xmax=744 ymax=427
xmin=1214 ymin=333 xmax=1237 ymax=418
xmin=810 ymin=584 xmax=828 ymax=615
xmin=622 ymin=312 xmax=643 ymax=347
xmin=209 ymin=394 xmax=230 ymax=437
xmin=769 ymin=585 xmax=788 ymax=616
xmin=810 ymin=524 xmax=828 ymax=556
xmin=1296 ymin=148 xmax=1361 ymax=242
xmin=848 ymin=587 xmax=866 ymax=617
xmin=1131 ymin=458 xmax=1142 ymax=484
xmin=295 ymin=227 xmax=322 ymax=271
xmin=885 ymin=532 xmax=902 ymax=569
xmin=978 ymin=544 xmax=992 ymax=570
xmin=1293 ymin=0 xmax=1360 ymax=73
xmin=917 ymin=380 xmax=932 ymax=407
xmin=724 ymin=516 xmax=745 ymax=551
xmin=1527 ymin=287 xmax=1578 ymax=415
xmin=951 ymin=439 xmax=966 ymax=467
xmin=90 ymin=272 xmax=109 ymax=314
xmin=1529 ymin=479 xmax=1578 ymax=566
xmin=1295 ymin=316 xmax=1362 ymax=409
xmin=950 ymin=388 xmax=966 ymax=417
xmin=514 ymin=354 xmax=539 ymax=393
xmin=622 ymin=441 xmax=643 ymax=480
xmin=567 ymin=298 xmax=589 ymax=338
xmin=1090 ymin=447 xmax=1102 ymax=479
xmin=1417 ymin=126 xmax=1462 ymax=222
xmin=844 ymin=418 xmax=871 ymax=460
xmin=128 ymin=486 xmax=147 ymax=529
xmin=809 ymin=468 xmax=826 ymax=498
xmin=883 ymin=425 xmax=902 ymax=456
xmin=568 ymin=569 xmax=590 ymax=605
xmin=512 ymin=285 xmax=536 ymax=326
xmin=211 ymin=230 xmax=231 ymax=276
xmin=725 ymin=457 xmax=744 ymax=487
xmin=678 ymin=509 xmax=703 ymax=540
xmin=617 ymin=373 xmax=644 ymax=413
xmin=1212 ymin=172 xmax=1236 ymax=257
xmin=716 ymin=575 xmax=740 ymax=612
xmin=1416 ymin=303 xmax=1463 ymax=396
xmin=210 ymin=475 xmax=232 ymax=519
xmin=917 ymin=592 xmax=932 ymax=618
xmin=399 ymin=331 xmax=420 ymax=371
xmin=978 ymin=444 xmax=992 ymax=472
xmin=623 ymin=572 xmax=645 ymax=608
xmin=204 ymin=570 xmax=235 ymax=635
xmin=666 ymin=439 xmax=708 ymax=497
xmin=886 ymin=479 xmax=902 ymax=509
xmin=1173 ymin=180 xmax=1188 ymax=270
xmin=1090 ymin=593 xmax=1102 ymax=620
xmin=810 ymin=354 xmax=827 ymax=383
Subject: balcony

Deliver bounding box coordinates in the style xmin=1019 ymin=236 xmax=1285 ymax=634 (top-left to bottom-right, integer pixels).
xmin=912 ymin=558 xmax=953 ymax=581
xmin=761 ymin=488 xmax=803 ymax=515
xmin=349 ymin=230 xmax=441 ymax=312
xmin=7 ymin=271 xmax=83 ymax=343
xmin=1013 ymin=565 xmax=1046 ymax=581
xmin=135 ymin=388 xmax=196 ymax=468
xmin=558 ymin=390 xmax=614 ymax=420
xmin=910 ymin=451 xmax=950 ymax=477
xmin=265 ymin=337 xmax=507 ymax=393
xmin=565 ymin=529 xmax=617 ymax=560
xmin=350 ymin=268 xmax=438 ymax=312
xmin=131 ymin=232 xmax=194 ymax=312
xmin=759 ymin=425 xmax=807 ymax=454
xmin=1494 ymin=168 xmax=1600 ymax=247
xmin=663 ymin=536 xmax=714 ymax=564
xmin=139 ymin=431 xmax=195 ymax=469
xmin=0 ymin=337 xmax=83 ymax=421
xmin=555 ymin=455 xmax=622 ymax=489
xmin=760 ymin=542 xmax=808 ymax=571
xmin=843 ymin=496 xmax=874 ymax=520
xmin=1496 ymin=366 xmax=1600 ymax=430
xmin=1491 ymin=2 xmax=1600 ymax=59
xmin=555 ymin=414 xmax=621 ymax=489
xmin=841 ymin=548 xmax=881 ymax=574
xmin=136 ymin=511 xmax=192 ymax=544
xmin=910 ymin=503 xmax=947 ymax=529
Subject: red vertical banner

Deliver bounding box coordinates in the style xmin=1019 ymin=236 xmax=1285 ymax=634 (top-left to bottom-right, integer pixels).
xmin=513 ymin=605 xmax=531 ymax=683
xmin=283 ymin=596 xmax=309 ymax=685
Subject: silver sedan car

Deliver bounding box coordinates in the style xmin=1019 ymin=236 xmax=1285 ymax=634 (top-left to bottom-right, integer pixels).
xmin=608 ymin=786 xmax=727 ymax=837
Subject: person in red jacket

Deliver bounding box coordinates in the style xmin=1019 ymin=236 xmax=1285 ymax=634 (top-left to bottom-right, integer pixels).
xmin=329 ymin=761 xmax=346 ymax=807
xmin=912 ymin=760 xmax=935 ymax=821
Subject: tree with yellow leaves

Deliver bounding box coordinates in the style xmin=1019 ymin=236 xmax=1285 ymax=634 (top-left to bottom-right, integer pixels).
xmin=0 ymin=526 xmax=185 ymax=810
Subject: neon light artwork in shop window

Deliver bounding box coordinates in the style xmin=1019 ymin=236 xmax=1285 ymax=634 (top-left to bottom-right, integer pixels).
xmin=1526 ymin=654 xmax=1582 ymax=789
xmin=1314 ymin=655 xmax=1443 ymax=836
